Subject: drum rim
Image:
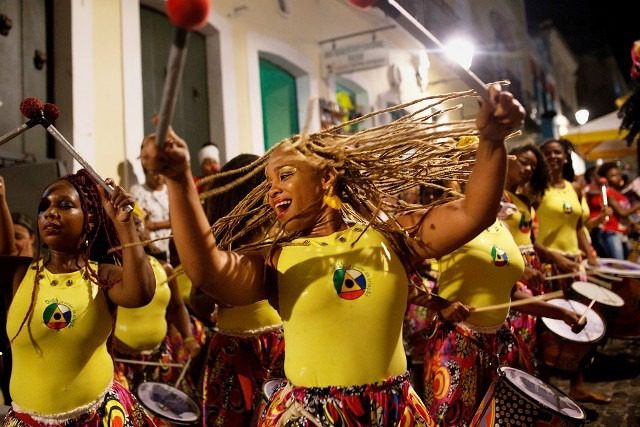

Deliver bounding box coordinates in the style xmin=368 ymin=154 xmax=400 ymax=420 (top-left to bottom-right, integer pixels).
xmin=136 ymin=381 xmax=200 ymax=424
xmin=570 ymin=281 xmax=625 ymax=307
xmin=541 ymin=298 xmax=606 ymax=342
xmin=584 ymin=258 xmax=640 ymax=278
xmin=499 ymin=367 xmax=586 ymax=420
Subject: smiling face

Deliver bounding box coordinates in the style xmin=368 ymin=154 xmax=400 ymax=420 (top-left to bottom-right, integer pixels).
xmin=541 ymin=141 xmax=567 ymax=175
xmin=265 ymin=144 xmax=332 ymax=234
xmin=37 ymin=180 xmax=86 ymax=252
xmin=508 ymin=149 xmax=538 ymax=187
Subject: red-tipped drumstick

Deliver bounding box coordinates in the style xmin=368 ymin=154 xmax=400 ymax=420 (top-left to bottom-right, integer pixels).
xmin=599 ymin=177 xmax=610 ymax=222
xmin=0 ymin=97 xmax=45 ymax=146
xmin=26 ymin=99 xmax=133 ymax=213
xmin=154 ymin=0 xmax=211 ymax=148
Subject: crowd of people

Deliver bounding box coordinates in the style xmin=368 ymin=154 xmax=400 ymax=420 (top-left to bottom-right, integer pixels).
xmin=0 ymin=83 xmax=639 ymax=427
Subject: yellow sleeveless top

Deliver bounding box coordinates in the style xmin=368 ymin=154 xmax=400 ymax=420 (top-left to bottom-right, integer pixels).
xmin=437 ymin=220 xmax=525 ymax=331
xmin=502 ymin=191 xmax=534 ymax=248
xmin=115 ymin=256 xmax=170 ymax=351
xmin=7 ymin=261 xmax=113 ymax=415
xmin=174 ymin=265 xmax=192 ymax=303
xmin=277 ymin=225 xmax=407 ymax=387
xmin=536 ymin=181 xmax=582 ymax=255
xmin=217 ymin=300 xmax=282 ymax=335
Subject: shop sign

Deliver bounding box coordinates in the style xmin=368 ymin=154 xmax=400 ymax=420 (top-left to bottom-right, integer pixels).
xmin=322 ymin=39 xmax=388 ymax=77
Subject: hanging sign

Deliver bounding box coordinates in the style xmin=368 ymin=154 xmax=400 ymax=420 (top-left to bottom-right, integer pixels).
xmin=321 ymin=39 xmax=388 ymax=78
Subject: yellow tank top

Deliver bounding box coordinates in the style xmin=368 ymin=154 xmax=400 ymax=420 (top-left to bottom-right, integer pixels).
xmin=536 ymin=181 xmax=582 ymax=255
xmin=277 ymin=225 xmax=407 ymax=387
xmin=437 ymin=220 xmax=525 ymax=331
xmin=217 ymin=300 xmax=282 ymax=335
xmin=174 ymin=265 xmax=192 ymax=303
xmin=115 ymin=256 xmax=171 ymax=351
xmin=502 ymin=191 xmax=534 ymax=247
xmin=7 ymin=261 xmax=113 ymax=415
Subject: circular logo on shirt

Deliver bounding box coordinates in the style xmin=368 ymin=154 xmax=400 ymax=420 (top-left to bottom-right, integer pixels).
xmin=518 ymin=214 xmax=531 ymax=234
xmin=491 ymin=245 xmax=509 ymax=267
xmin=562 ymin=202 xmax=573 ymax=214
xmin=43 ymin=302 xmax=73 ymax=329
xmin=333 ymin=267 xmax=367 ymax=300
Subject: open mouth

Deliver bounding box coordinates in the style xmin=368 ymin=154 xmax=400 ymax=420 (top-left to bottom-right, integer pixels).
xmin=274 ymin=199 xmax=292 ymax=218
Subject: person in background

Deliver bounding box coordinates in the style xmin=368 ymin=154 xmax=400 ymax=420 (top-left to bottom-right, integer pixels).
xmin=0 ymin=176 xmax=36 ymax=258
xmin=194 ymin=142 xmax=222 ymax=193
xmin=130 ymin=135 xmax=172 ymax=261
xmin=588 ymin=161 xmax=640 ymax=259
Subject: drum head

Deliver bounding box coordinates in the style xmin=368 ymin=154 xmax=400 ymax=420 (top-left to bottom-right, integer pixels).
xmin=571 ymin=281 xmax=624 ymax=307
xmin=542 ymin=299 xmax=606 ymax=343
xmin=136 ymin=382 xmax=200 ymax=424
xmin=262 ymin=378 xmax=286 ymax=401
xmin=586 ymin=258 xmax=640 ymax=278
xmin=501 ymin=367 xmax=585 ymax=420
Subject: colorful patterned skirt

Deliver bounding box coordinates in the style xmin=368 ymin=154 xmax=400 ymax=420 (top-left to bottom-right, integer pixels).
xmin=423 ymin=322 xmax=517 ymax=427
xmin=258 ymin=372 xmax=435 ymax=427
xmin=114 ymin=337 xmax=191 ymax=427
xmin=2 ymin=381 xmax=155 ymax=427
xmin=202 ymin=328 xmax=285 ymax=427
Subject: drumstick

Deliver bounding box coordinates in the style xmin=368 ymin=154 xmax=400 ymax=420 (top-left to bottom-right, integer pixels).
xmin=154 ymin=0 xmax=210 ymax=148
xmin=599 ymin=177 xmax=610 ymax=222
xmin=572 ymin=298 xmax=595 ymax=334
xmin=590 ymin=271 xmax=623 ymax=282
xmin=473 ymin=290 xmax=564 ymax=313
xmin=545 ymin=272 xmax=582 ymax=281
xmin=114 ymin=358 xmax=184 ymax=368
xmin=585 ymin=275 xmax=613 ymax=288
xmin=174 ymin=357 xmax=191 ymax=389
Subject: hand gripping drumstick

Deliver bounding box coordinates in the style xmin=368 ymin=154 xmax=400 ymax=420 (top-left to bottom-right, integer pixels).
xmin=154 ymin=0 xmax=210 ymax=148
xmin=0 ymin=98 xmax=46 ymax=146
xmin=571 ymin=298 xmax=595 ymax=334
xmin=27 ymin=99 xmax=134 ymax=213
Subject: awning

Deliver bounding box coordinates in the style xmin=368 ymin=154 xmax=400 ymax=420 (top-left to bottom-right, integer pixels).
xmin=563 ymin=111 xmax=631 ymax=161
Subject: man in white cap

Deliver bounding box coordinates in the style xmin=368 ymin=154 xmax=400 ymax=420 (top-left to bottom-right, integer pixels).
xmin=198 ymin=142 xmax=221 ymax=177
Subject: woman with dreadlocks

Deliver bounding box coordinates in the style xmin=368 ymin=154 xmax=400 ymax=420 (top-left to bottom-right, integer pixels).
xmin=147 ymin=84 xmax=524 ymax=426
xmin=195 ymin=153 xmax=284 ymax=427
xmin=0 ymin=170 xmax=156 ymax=426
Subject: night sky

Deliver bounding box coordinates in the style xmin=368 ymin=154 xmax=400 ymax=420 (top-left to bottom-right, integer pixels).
xmin=524 ymin=0 xmax=639 ymax=83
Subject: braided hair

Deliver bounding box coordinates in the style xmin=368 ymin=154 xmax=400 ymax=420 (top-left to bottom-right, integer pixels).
xmin=11 ymin=169 xmax=122 ymax=344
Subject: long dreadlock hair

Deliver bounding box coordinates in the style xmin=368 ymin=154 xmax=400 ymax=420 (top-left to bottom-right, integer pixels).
xmin=11 ymin=169 xmax=122 ymax=344
xmin=197 ymin=89 xmax=491 ymax=265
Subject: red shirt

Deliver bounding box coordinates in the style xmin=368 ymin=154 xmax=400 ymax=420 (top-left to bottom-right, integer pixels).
xmin=588 ymin=186 xmax=630 ymax=234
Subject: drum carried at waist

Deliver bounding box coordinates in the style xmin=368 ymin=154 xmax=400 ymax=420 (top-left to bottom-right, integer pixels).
xmin=136 ymin=382 xmax=200 ymax=425
xmin=583 ymin=258 xmax=640 ymax=338
xmin=539 ymin=299 xmax=606 ymax=371
xmin=471 ymin=366 xmax=585 ymax=426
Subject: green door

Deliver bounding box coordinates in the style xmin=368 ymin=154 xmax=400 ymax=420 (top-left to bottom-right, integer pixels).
xmin=259 ymin=58 xmax=299 ymax=150
xmin=140 ymin=6 xmax=210 ymax=174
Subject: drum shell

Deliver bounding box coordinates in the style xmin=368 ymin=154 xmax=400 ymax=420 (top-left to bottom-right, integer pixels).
xmin=538 ymin=329 xmax=594 ymax=372
xmin=603 ymin=276 xmax=640 ymax=338
xmin=471 ymin=368 xmax=585 ymax=427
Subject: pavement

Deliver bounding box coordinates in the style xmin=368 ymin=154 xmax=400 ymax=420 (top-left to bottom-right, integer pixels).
xmin=548 ymin=338 xmax=640 ymax=426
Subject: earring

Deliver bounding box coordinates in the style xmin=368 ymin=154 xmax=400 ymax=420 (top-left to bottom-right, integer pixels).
xmin=323 ymin=186 xmax=342 ymax=210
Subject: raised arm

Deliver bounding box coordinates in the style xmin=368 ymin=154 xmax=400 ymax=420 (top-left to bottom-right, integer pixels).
xmin=98 ymin=181 xmax=155 ymax=308
xmin=398 ymin=85 xmax=525 ymax=260
xmin=148 ymin=132 xmax=268 ymax=306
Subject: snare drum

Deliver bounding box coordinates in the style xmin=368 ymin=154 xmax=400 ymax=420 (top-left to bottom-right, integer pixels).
xmin=136 ymin=382 xmax=200 ymax=425
xmin=586 ymin=258 xmax=640 ymax=338
xmin=471 ymin=367 xmax=585 ymax=426
xmin=539 ymin=299 xmax=605 ymax=371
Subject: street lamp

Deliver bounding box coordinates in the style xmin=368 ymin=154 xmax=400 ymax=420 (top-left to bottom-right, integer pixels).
xmin=575 ymin=109 xmax=589 ymax=126
xmin=444 ymin=37 xmax=475 ymax=70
